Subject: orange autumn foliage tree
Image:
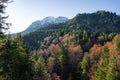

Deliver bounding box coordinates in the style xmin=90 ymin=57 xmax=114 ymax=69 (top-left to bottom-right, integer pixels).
xmin=68 ymin=43 xmax=83 ymax=66
xmin=89 ymin=44 xmax=103 ymax=60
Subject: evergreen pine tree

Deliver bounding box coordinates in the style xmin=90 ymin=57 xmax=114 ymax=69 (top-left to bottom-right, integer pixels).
xmin=106 ymin=55 xmax=117 ymax=80
xmin=7 ymin=34 xmax=33 ymax=80
xmin=34 ymin=56 xmax=46 ymax=77
xmin=59 ymin=46 xmax=66 ymax=64
xmin=96 ymin=46 xmax=109 ymax=80
xmin=0 ymin=0 xmax=11 ymax=79
xmin=81 ymin=55 xmax=89 ymax=80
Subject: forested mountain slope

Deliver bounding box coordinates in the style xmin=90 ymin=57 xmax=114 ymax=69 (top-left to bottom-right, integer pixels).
xmin=29 ymin=30 xmax=120 ymax=80
xmin=67 ymin=11 xmax=120 ymax=33
xmin=21 ymin=11 xmax=120 ymax=80
xmin=23 ymin=11 xmax=120 ymax=49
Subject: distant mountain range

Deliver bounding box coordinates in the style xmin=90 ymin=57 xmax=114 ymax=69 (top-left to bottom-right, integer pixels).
xmin=12 ymin=16 xmax=68 ymax=36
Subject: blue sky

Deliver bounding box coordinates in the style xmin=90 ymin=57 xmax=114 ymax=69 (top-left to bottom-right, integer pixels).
xmin=6 ymin=0 xmax=120 ymax=33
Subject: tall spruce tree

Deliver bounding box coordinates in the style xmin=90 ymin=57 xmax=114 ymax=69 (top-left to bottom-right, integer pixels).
xmin=0 ymin=0 xmax=12 ymax=79
xmin=106 ymin=55 xmax=117 ymax=80
xmin=96 ymin=46 xmax=109 ymax=80
xmin=34 ymin=55 xmax=47 ymax=79
xmin=81 ymin=55 xmax=89 ymax=80
xmin=1 ymin=34 xmax=33 ymax=80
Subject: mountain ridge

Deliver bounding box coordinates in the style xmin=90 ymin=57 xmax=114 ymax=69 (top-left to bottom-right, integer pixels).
xmin=12 ymin=16 xmax=68 ymax=36
xmin=22 ymin=16 xmax=68 ymax=35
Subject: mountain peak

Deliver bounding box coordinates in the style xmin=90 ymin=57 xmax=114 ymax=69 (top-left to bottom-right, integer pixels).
xmin=56 ymin=16 xmax=68 ymax=23
xmin=41 ymin=16 xmax=68 ymax=25
xmin=41 ymin=16 xmax=55 ymax=25
xmin=21 ymin=16 xmax=68 ymax=35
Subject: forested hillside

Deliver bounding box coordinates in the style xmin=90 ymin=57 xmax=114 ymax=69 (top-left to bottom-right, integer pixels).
xmin=23 ymin=11 xmax=120 ymax=49
xmin=0 ymin=0 xmax=120 ymax=80
xmin=67 ymin=11 xmax=120 ymax=33
xmin=31 ymin=30 xmax=120 ymax=80
xmin=22 ymin=11 xmax=120 ymax=80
